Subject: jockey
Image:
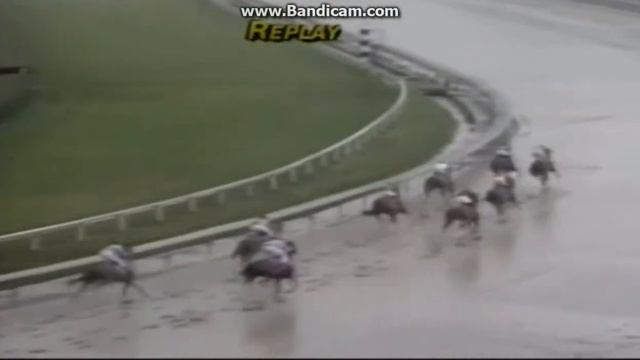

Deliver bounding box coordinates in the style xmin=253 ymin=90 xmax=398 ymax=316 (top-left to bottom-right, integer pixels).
xmin=434 ymin=162 xmax=453 ymax=180
xmin=455 ymin=194 xmax=474 ymax=207
xmin=496 ymin=148 xmax=510 ymax=157
xmin=254 ymin=238 xmax=292 ymax=264
xmin=249 ymin=222 xmax=275 ymax=239
xmin=539 ymin=145 xmax=552 ymax=159
xmin=263 ymin=238 xmax=291 ymax=263
xmin=494 ymin=147 xmax=519 ymax=174
xmin=99 ymin=244 xmax=131 ymax=274
xmin=493 ymin=175 xmax=509 ymax=187
xmin=532 ymin=148 xmax=557 ymax=176
xmin=382 ymin=185 xmax=399 ymax=198
xmin=457 ymin=189 xmax=478 ymax=204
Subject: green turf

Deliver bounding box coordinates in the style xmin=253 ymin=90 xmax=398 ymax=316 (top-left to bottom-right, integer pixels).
xmin=0 ymin=86 xmax=457 ymax=274
xmin=0 ymin=0 xmax=396 ymax=233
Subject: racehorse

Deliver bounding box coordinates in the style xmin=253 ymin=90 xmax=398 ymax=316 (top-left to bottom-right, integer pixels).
xmin=241 ymin=241 xmax=298 ymax=302
xmin=484 ymin=181 xmax=519 ymax=219
xmin=232 ymin=219 xmax=285 ymax=265
xmin=362 ymin=192 xmax=408 ymax=223
xmin=67 ymin=263 xmax=149 ymax=301
xmin=490 ymin=153 xmax=518 ymax=176
xmin=456 ymin=189 xmax=480 ymax=208
xmin=442 ymin=201 xmax=481 ymax=240
xmin=423 ymin=173 xmax=455 ymax=203
xmin=529 ymin=151 xmax=559 ymax=187
xmin=232 ymin=232 xmax=269 ymax=265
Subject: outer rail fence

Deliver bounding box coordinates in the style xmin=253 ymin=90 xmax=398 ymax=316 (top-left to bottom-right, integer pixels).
xmin=0 ymin=0 xmax=517 ymax=292
xmin=0 ymin=36 xmax=410 ymax=250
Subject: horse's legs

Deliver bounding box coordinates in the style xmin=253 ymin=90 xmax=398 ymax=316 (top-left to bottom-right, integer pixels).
xmin=511 ymin=193 xmax=521 ymax=208
xmin=439 ymin=189 xmax=449 ymax=208
xmin=131 ymin=282 xmax=150 ymax=299
xmin=495 ymin=203 xmax=506 ymax=222
xmin=422 ymin=189 xmax=432 ymax=218
xmin=494 ymin=203 xmax=503 ymax=217
xmin=121 ymin=282 xmax=130 ymax=300
xmin=471 ymin=218 xmax=482 ymax=240
xmin=273 ymin=281 xmax=284 ymax=302
xmin=287 ymin=267 xmax=298 ymax=293
xmin=389 ymin=212 xmax=397 ymax=224
xmin=72 ymin=281 xmax=89 ymax=300
xmin=541 ymin=173 xmax=549 ymax=187
xmin=443 ymin=214 xmax=454 ymax=232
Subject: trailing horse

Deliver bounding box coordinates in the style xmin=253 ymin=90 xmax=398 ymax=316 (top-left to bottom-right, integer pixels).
xmin=362 ymin=193 xmax=408 ymax=223
xmin=490 ymin=154 xmax=518 ymax=176
xmin=484 ymin=183 xmax=519 ymax=219
xmin=232 ymin=233 xmax=269 ymax=265
xmin=442 ymin=203 xmax=481 ymax=240
xmin=424 ymin=173 xmax=455 ymax=203
xmin=67 ymin=263 xmax=149 ymax=301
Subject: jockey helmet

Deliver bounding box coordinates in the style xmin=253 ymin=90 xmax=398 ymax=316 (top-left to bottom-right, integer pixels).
xmin=435 ymin=163 xmax=449 ymax=172
xmin=496 ymin=149 xmax=509 ymax=156
xmin=250 ymin=223 xmax=273 ymax=236
xmin=264 ymin=238 xmax=286 ymax=248
xmin=533 ymin=151 xmax=544 ymax=159
xmin=493 ymin=176 xmax=508 ymax=185
xmin=383 ymin=190 xmax=398 ymax=197
xmin=456 ymin=195 xmax=473 ymax=205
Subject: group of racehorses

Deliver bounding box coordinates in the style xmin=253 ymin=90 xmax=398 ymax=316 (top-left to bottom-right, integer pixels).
xmin=66 ymin=145 xmax=558 ymax=303
xmin=362 ymin=145 xmax=559 ymax=240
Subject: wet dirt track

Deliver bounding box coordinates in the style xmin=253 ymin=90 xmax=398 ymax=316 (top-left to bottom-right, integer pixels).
xmin=4 ymin=0 xmax=640 ymax=357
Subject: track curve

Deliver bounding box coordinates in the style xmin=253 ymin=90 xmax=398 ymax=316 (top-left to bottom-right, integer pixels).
xmin=3 ymin=0 xmax=640 ymax=357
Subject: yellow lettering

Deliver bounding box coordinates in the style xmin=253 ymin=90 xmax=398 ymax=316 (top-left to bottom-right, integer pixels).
xmin=246 ymin=22 xmax=342 ymax=43
xmin=269 ymin=24 xmax=286 ymax=42
xmin=327 ymin=25 xmax=342 ymax=41
xmin=245 ymin=20 xmax=270 ymax=41
xmin=283 ymin=24 xmax=301 ymax=41
xmin=300 ymin=25 xmax=321 ymax=42
xmin=311 ymin=26 xmax=326 ymax=41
